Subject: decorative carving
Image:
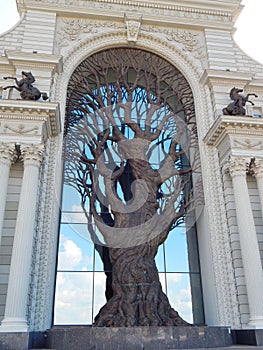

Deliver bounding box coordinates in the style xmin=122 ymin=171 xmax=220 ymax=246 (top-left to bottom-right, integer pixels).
xmin=19 ymin=0 xmax=231 ymax=23
xmin=28 ymin=138 xmax=60 ymax=331
xmin=0 ymin=100 xmax=61 ymax=138
xmin=139 ymin=26 xmax=206 ymax=66
xmin=3 ymin=72 xmax=48 ymax=101
xmin=250 ymin=158 xmax=263 ymax=180
xmin=124 ymin=15 xmax=141 ymax=42
xmin=56 ymin=18 xmax=123 ymax=48
xmin=222 ymin=88 xmax=258 ymax=116
xmin=205 ymin=148 xmax=240 ymax=327
xmin=233 ymin=139 xmax=263 ymax=150
xmin=57 ymin=18 xmax=98 ymax=44
xmin=21 ymin=144 xmax=45 ymax=167
xmin=3 ymin=124 xmax=39 ymax=135
xmin=167 ymin=30 xmax=199 ymax=52
xmin=226 ymin=156 xmax=250 ymax=178
xmin=0 ymin=142 xmax=17 ymax=166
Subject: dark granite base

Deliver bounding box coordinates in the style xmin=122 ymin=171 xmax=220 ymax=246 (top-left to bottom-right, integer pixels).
xmin=46 ymin=326 xmax=233 ymax=350
xmin=232 ymin=329 xmax=263 ymax=346
xmin=5 ymin=327 xmax=263 ymax=349
xmin=0 ymin=332 xmax=29 ymax=350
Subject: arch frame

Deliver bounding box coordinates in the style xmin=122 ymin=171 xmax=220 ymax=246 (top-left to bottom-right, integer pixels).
xmin=30 ymin=30 xmax=240 ymax=331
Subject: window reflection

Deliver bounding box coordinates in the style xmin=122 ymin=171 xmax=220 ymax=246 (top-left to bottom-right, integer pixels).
xmin=54 ymin=175 xmax=204 ymax=325
xmin=54 ymin=272 xmax=93 ymax=325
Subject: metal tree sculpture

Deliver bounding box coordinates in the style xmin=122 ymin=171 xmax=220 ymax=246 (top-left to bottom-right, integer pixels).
xmin=64 ymin=48 xmax=199 ymax=327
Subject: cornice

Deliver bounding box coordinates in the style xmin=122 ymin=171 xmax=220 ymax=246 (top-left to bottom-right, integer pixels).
xmin=200 ymin=69 xmax=252 ymax=87
xmin=4 ymin=51 xmax=63 ymax=73
xmin=16 ymin=0 xmax=241 ymax=30
xmin=17 ymin=0 xmax=240 ymax=15
xmin=204 ymin=115 xmax=263 ymax=147
xmin=0 ymin=100 xmax=61 ymax=138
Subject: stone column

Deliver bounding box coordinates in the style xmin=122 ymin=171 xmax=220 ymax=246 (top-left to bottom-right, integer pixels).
xmin=228 ymin=157 xmax=263 ymax=328
xmin=0 ymin=144 xmax=44 ymax=332
xmin=253 ymin=159 xmax=263 ymax=218
xmin=0 ymin=143 xmax=16 ymax=244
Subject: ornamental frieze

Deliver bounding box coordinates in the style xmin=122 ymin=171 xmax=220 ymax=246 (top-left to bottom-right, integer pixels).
xmin=56 ymin=17 xmax=205 ymax=65
xmin=20 ymin=0 xmax=232 ymax=24
xmin=55 ymin=19 xmax=123 ymax=48
xmin=141 ymin=26 xmax=204 ymax=57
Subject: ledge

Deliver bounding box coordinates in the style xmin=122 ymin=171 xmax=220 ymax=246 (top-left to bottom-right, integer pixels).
xmin=4 ymin=51 xmax=63 ymax=74
xmin=204 ymin=114 xmax=263 ymax=147
xmin=200 ymin=69 xmax=252 ymax=87
xmin=0 ymin=99 xmax=61 ymax=142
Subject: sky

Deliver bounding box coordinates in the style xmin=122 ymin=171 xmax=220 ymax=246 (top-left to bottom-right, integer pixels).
xmin=0 ymin=0 xmax=263 ymax=64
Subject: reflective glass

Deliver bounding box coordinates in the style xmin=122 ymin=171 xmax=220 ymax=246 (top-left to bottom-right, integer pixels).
xmin=54 ymin=272 xmax=93 ymax=325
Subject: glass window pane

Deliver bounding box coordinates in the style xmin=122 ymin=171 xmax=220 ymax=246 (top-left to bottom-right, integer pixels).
xmin=155 ymin=244 xmax=165 ymax=272
xmin=158 ymin=272 xmax=167 ymax=295
xmin=61 ymin=211 xmax=88 ymax=224
xmin=93 ymin=272 xmax=107 ymax=322
xmin=94 ymin=246 xmax=109 ymax=272
xmin=166 ymin=273 xmax=193 ymax=324
xmin=164 ymin=226 xmax=189 ymax=273
xmin=61 ymin=185 xmax=82 ymax=212
xmin=57 ymin=225 xmax=94 ymax=271
xmin=54 ymin=272 xmax=93 ymax=325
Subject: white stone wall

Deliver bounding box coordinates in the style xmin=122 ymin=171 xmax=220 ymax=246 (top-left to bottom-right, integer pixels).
xmin=0 ymin=17 xmax=25 ymax=55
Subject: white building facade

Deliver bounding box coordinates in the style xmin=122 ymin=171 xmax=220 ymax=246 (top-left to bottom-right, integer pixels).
xmin=0 ymin=0 xmax=263 ymax=341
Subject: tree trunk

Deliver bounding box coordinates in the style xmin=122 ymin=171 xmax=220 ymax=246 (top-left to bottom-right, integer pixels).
xmin=94 ymin=156 xmax=189 ymax=327
xmin=93 ymin=243 xmax=188 ymax=326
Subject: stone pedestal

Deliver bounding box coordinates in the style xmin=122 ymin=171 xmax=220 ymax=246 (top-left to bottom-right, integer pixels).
xmin=47 ymin=326 xmax=233 ymax=350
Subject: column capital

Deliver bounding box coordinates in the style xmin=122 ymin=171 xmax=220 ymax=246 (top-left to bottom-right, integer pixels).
xmin=21 ymin=144 xmax=45 ymax=168
xmin=225 ymin=156 xmax=250 ymax=178
xmin=251 ymin=158 xmax=263 ymax=180
xmin=0 ymin=143 xmax=17 ymax=166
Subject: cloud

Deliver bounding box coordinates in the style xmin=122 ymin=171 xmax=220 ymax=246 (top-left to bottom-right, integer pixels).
xmin=54 ymin=271 xmax=107 ymax=325
xmin=168 ymin=285 xmax=193 ymax=324
xmin=55 ymin=233 xmax=107 ymax=324
xmin=57 ymin=236 xmax=83 ymax=270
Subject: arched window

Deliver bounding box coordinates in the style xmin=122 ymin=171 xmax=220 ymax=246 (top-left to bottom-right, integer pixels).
xmin=54 ymin=48 xmax=204 ymax=326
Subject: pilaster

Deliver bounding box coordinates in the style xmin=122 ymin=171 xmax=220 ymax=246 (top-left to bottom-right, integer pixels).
xmin=0 ymin=100 xmax=61 ymax=332
xmin=226 ymin=156 xmax=263 ymax=328
xmin=205 ymin=115 xmax=263 ymax=328
xmin=252 ymin=159 xmax=263 ymax=215
xmin=0 ymin=143 xmax=17 ymax=244
xmin=0 ymin=144 xmax=44 ymax=332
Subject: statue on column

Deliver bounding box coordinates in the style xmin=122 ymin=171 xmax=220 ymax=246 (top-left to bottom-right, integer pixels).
xmin=3 ymin=71 xmax=48 ymax=101
xmin=223 ymin=87 xmax=257 ymax=116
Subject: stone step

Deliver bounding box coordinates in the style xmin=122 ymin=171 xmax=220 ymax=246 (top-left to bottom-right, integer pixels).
xmin=29 ymin=346 xmax=263 ymax=349
xmin=46 ymin=326 xmax=233 ymax=350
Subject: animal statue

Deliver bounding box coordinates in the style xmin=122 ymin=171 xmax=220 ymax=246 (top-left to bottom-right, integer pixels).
xmin=3 ymin=71 xmax=48 ymax=101
xmin=223 ymin=87 xmax=258 ymax=116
